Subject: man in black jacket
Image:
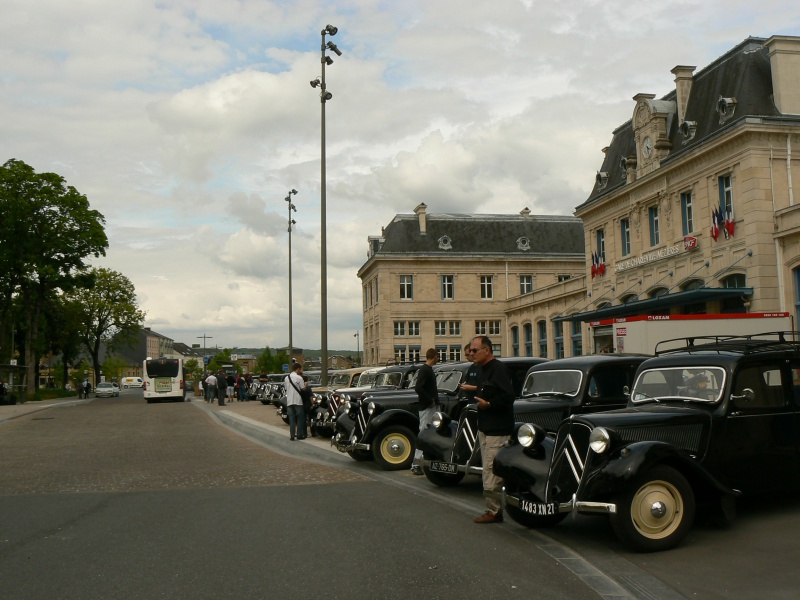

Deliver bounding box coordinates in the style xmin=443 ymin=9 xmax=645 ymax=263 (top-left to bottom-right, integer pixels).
xmin=411 ymin=348 xmax=439 ymax=474
xmin=470 ymin=336 xmax=514 ymax=523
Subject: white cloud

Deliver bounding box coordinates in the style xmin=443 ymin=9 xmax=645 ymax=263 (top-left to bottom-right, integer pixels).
xmin=3 ymin=0 xmax=799 ymax=350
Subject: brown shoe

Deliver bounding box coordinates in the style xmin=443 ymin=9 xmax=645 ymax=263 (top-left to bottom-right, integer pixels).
xmin=473 ymin=510 xmax=503 ymax=524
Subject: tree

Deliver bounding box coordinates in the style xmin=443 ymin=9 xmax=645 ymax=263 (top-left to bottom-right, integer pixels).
xmin=256 ymin=346 xmax=291 ymax=374
xmin=100 ymin=355 xmax=128 ymax=383
xmin=68 ymin=268 xmax=145 ymax=386
xmin=0 ymin=159 xmax=108 ymax=395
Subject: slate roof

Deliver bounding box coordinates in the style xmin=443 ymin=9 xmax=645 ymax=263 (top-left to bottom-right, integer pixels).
xmin=360 ymin=212 xmax=584 ymax=273
xmin=578 ymin=37 xmax=791 ymax=210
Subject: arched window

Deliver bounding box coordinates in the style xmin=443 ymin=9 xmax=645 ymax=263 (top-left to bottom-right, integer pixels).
xmin=511 ymin=326 xmax=519 ymax=357
xmin=524 ymin=323 xmax=533 ymax=357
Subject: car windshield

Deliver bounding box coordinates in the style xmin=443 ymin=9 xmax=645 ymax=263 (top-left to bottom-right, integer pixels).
xmin=330 ymin=373 xmax=352 ymax=386
xmin=522 ymin=369 xmax=582 ymax=398
xmin=375 ymin=372 xmax=402 ymax=387
xmin=97 ymin=383 xmax=112 ymax=388
xmin=631 ymin=366 xmax=726 ymax=404
xmin=436 ymin=369 xmax=463 ymax=393
xmin=358 ymin=372 xmax=380 ymax=387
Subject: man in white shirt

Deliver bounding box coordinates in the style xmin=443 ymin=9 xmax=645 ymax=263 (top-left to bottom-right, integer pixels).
xmin=204 ymin=373 xmax=217 ymax=404
xmin=284 ymin=363 xmax=307 ymax=440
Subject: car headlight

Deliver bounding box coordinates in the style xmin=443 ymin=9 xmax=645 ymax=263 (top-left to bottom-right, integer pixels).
xmin=431 ymin=411 xmax=450 ymax=430
xmin=368 ymin=401 xmax=376 ymax=415
xmin=517 ymin=423 xmax=542 ymax=448
xmin=344 ymin=401 xmax=353 ymax=412
xmin=589 ymin=427 xmax=611 ymax=454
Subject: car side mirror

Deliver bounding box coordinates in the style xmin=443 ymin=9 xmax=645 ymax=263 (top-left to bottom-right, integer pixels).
xmin=731 ymin=388 xmax=755 ymax=403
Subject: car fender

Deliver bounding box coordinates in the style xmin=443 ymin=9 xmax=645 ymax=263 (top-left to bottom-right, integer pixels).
xmin=584 ymin=441 xmax=741 ymax=499
xmin=363 ymin=409 xmax=419 ymax=443
xmin=493 ymin=437 xmax=556 ymax=502
xmin=334 ymin=411 xmax=357 ymax=438
xmin=416 ymin=421 xmax=458 ymax=459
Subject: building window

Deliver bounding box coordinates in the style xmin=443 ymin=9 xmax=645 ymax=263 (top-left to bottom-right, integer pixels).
xmin=394 ymin=346 xmax=407 ymax=363
xmin=435 ymin=321 xmax=447 ymax=336
xmin=480 ymin=275 xmax=493 ymax=299
xmin=369 ymin=281 xmax=373 ymax=306
xmin=441 ymin=275 xmax=454 ymax=300
xmin=557 ymin=274 xmax=571 ymax=282
xmin=374 ymin=278 xmax=378 ymax=302
xmin=511 ymin=326 xmax=519 ymax=356
xmin=519 ymin=275 xmax=533 ymax=295
xmin=363 ymin=286 xmax=368 ymax=309
xmin=393 ymin=321 xmax=406 ymax=336
xmin=553 ymin=321 xmax=564 ymax=359
xmin=537 ymin=320 xmax=548 ymax=358
xmin=449 ymin=346 xmax=462 ymax=362
xmin=596 ymin=230 xmax=605 ymax=262
xmin=449 ymin=321 xmax=461 ymax=336
xmin=681 ymin=191 xmax=694 ymax=235
xmin=571 ymin=321 xmax=582 ymax=357
xmin=719 ymin=174 xmax=734 ymax=221
xmin=620 ymin=218 xmax=631 ymax=256
xmin=408 ymin=346 xmax=421 ymax=363
xmin=408 ymin=321 xmax=420 ymax=336
xmin=399 ymin=275 xmax=413 ymax=299
xmin=492 ymin=344 xmax=502 ymax=358
xmin=524 ymin=323 xmax=533 ymax=357
xmin=722 ymin=274 xmax=746 ymax=288
xmin=488 ymin=320 xmax=500 ymax=335
xmin=436 ymin=345 xmax=448 ymax=361
xmin=475 ymin=321 xmax=487 ymax=335
xmin=648 ymin=205 xmax=660 ymax=246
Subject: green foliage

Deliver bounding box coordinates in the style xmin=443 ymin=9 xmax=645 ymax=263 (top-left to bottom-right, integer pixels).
xmin=206 ymin=349 xmax=240 ymax=374
xmin=101 ymin=355 xmax=127 ymax=382
xmin=0 ymin=159 xmax=108 ymax=394
xmin=256 ymin=346 xmax=291 ymax=374
xmin=184 ymin=358 xmax=199 ymax=378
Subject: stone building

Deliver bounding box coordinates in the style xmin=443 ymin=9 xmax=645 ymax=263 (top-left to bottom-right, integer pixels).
xmin=559 ymin=35 xmax=800 ymax=352
xmin=358 ymin=204 xmax=585 ymax=365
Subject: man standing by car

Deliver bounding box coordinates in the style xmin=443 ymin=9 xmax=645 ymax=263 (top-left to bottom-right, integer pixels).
xmin=411 ymin=348 xmax=439 ymax=475
xmin=471 ymin=335 xmax=515 ymax=524
xmin=204 ymin=372 xmax=217 ymax=403
xmin=284 ymin=362 xmax=307 ymax=440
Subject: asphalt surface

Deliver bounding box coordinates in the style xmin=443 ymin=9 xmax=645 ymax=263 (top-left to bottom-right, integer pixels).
xmin=3 ymin=392 xmax=800 ymax=599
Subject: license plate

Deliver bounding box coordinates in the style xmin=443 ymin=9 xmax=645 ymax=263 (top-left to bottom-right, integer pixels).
xmin=429 ymin=461 xmax=458 ymax=474
xmin=155 ymin=379 xmax=172 ymax=392
xmin=519 ymin=499 xmax=559 ymax=516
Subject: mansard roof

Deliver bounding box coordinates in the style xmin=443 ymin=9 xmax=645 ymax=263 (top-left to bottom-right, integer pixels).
xmin=360 ymin=212 xmax=584 ymax=273
xmin=578 ymin=36 xmax=787 ymax=210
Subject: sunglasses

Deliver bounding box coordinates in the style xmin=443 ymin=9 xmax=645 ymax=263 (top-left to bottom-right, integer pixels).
xmin=468 ymin=347 xmax=484 ymax=353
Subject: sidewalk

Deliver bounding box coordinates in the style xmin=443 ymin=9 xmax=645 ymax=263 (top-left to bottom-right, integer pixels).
xmin=0 ymin=396 xmax=91 ymax=424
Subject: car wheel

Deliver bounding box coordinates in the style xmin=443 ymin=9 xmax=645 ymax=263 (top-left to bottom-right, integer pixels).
xmin=506 ymin=504 xmax=567 ymax=529
xmin=610 ymin=465 xmax=695 ymax=552
xmin=346 ymin=449 xmax=373 ymax=462
xmin=372 ymin=426 xmax=416 ymax=470
xmin=422 ymin=467 xmax=465 ymax=487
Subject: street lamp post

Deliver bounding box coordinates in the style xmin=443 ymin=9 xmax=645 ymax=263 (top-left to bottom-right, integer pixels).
xmin=310 ymin=23 xmax=341 ymax=386
xmin=286 ymin=189 xmax=298 ymax=360
xmin=197 ymin=334 xmax=213 ymax=372
xmin=354 ymin=331 xmax=360 ymax=366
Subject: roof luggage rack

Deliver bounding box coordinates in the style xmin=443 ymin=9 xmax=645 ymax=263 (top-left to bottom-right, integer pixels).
xmin=654 ymin=331 xmax=800 ymax=356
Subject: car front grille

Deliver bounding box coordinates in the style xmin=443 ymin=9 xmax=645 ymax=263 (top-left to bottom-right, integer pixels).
xmin=515 ymin=409 xmax=563 ymax=434
xmin=547 ymin=421 xmax=592 ymax=504
xmin=452 ymin=409 xmax=479 ymax=464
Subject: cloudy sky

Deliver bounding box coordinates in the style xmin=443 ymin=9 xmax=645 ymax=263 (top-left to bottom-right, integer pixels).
xmin=2 ymin=1 xmax=798 ymax=352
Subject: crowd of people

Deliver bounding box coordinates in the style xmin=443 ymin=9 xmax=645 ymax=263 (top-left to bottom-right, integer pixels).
xmin=201 ymin=371 xmax=252 ymax=406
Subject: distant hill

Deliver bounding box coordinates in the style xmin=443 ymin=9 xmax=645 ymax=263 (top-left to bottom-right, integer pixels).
xmin=232 ymin=348 xmax=357 ymax=359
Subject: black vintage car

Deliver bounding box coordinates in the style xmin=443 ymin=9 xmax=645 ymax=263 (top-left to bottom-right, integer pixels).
xmin=417 ymin=354 xmax=647 ymax=486
xmin=495 ymin=332 xmax=800 ymax=552
xmin=333 ymin=358 xmax=541 ymax=471
xmin=310 ymin=364 xmax=420 ymax=437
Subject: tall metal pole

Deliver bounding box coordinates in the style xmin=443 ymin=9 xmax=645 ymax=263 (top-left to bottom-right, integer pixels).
xmin=286 ymin=190 xmax=297 ymax=362
xmin=320 ymin=43 xmax=328 ymax=385
xmin=354 ymin=331 xmax=360 ymax=366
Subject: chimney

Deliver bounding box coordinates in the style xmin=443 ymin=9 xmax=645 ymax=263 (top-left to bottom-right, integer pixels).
xmin=414 ymin=203 xmax=428 ymax=235
xmin=766 ymin=36 xmax=800 ymax=115
xmin=671 ymin=65 xmax=696 ymax=124
xmin=520 ymin=207 xmax=531 ymax=216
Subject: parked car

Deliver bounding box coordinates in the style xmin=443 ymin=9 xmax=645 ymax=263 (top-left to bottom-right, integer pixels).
xmin=274 ymin=367 xmax=374 ymax=425
xmin=417 ymin=354 xmax=647 ymax=486
xmin=495 ymin=332 xmax=800 ymax=552
xmin=333 ymin=358 xmax=542 ymax=471
xmin=95 ymin=382 xmax=120 ymax=398
xmin=310 ymin=364 xmax=421 ymax=437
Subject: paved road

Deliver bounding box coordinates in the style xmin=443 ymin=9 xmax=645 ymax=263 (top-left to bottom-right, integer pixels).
xmin=0 ymin=393 xmax=602 ymax=600
xmin=4 ymin=392 xmax=800 ymax=599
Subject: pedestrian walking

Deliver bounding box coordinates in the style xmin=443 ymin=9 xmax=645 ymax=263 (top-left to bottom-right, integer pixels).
xmin=470 ymin=335 xmax=515 ymax=524
xmin=283 ymin=363 xmax=307 ymax=440
xmin=226 ymin=372 xmax=235 ymax=402
xmin=217 ymin=371 xmax=228 ymax=406
xmin=411 ymin=348 xmax=439 ymax=475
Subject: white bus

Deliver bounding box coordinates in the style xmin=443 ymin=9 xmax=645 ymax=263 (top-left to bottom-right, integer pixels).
xmin=143 ymin=357 xmax=186 ymax=403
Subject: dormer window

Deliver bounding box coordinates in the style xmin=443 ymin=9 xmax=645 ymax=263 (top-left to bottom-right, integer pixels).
xmin=680 ymin=120 xmax=697 ymax=142
xmin=438 ymin=235 xmax=452 ymax=250
xmin=596 ymin=171 xmax=609 ymax=190
xmin=516 ymin=237 xmax=531 ymax=251
xmin=717 ymin=96 xmax=737 ymax=124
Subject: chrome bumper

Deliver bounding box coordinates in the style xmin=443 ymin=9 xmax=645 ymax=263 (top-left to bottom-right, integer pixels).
xmin=501 ymin=488 xmax=617 ymax=515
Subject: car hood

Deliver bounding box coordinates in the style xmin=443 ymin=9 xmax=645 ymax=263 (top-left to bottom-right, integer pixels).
xmin=572 ymin=403 xmax=712 ymax=429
